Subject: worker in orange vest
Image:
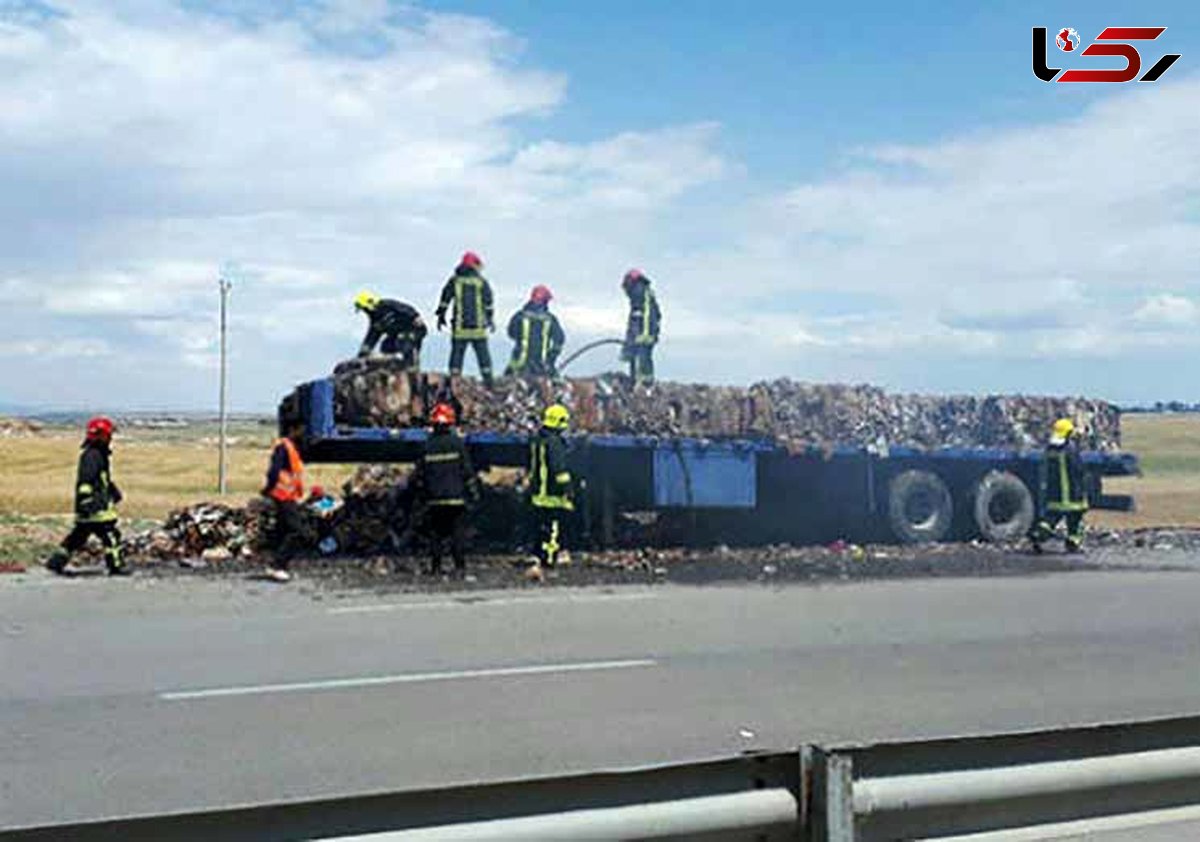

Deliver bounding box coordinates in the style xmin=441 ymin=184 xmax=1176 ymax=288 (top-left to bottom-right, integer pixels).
xmin=261 ymin=420 xmax=310 ymax=582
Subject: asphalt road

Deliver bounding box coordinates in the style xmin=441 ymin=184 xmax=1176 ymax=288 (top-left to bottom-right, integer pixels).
xmin=5 ymin=568 xmax=1200 ymax=830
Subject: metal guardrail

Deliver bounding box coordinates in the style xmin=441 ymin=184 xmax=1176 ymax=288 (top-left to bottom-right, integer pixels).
xmin=8 ymin=715 xmax=1200 ymax=841
xmin=810 ymin=713 xmax=1200 ymax=841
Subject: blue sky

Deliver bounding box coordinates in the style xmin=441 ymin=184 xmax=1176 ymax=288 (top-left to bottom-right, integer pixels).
xmin=0 ymin=0 xmax=1198 ymax=411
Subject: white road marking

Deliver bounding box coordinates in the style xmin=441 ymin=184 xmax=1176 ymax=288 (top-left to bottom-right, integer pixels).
xmin=326 ymin=592 xmax=657 ymax=615
xmin=159 ymin=658 xmax=657 ymax=701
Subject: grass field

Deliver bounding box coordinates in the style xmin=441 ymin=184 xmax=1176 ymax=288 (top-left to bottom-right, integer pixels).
xmin=0 ymin=414 xmax=1196 ymax=543
xmin=0 ymin=422 xmax=356 ymax=520
xmin=1090 ymin=414 xmax=1200 ymax=530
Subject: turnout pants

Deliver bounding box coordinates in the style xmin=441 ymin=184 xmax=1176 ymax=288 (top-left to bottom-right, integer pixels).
xmin=534 ymin=507 xmax=568 ymax=566
xmin=1032 ymin=510 xmax=1086 ymax=550
xmin=449 ymin=338 xmax=494 ymax=385
xmin=628 ymin=345 xmax=655 ymax=385
xmin=380 ymin=335 xmax=421 ymax=368
xmin=269 ymin=498 xmax=311 ymax=570
xmin=61 ymin=521 xmax=124 ymax=572
xmin=426 ymin=505 xmax=467 ymax=573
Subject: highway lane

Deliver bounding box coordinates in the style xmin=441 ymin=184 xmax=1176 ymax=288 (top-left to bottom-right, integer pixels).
xmin=4 ymin=569 xmax=1200 ymax=828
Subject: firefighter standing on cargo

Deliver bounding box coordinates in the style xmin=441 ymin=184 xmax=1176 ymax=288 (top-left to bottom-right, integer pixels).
xmin=621 ymin=269 xmax=661 ymax=385
xmin=436 ymin=251 xmax=496 ymax=387
xmin=46 ymin=417 xmax=129 ymax=576
xmin=354 ymin=291 xmax=427 ymax=367
xmin=1030 ymin=418 xmax=1088 ymax=554
xmin=413 ymin=402 xmax=480 ymax=576
xmin=506 ymin=285 xmax=565 ymax=379
xmin=261 ymin=420 xmax=311 ymax=582
xmin=529 ymin=404 xmax=574 ymax=567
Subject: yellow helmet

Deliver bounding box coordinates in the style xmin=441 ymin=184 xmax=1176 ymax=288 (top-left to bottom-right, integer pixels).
xmin=354 ymin=290 xmax=381 ymax=312
xmin=1051 ymin=418 xmax=1075 ymax=443
xmin=543 ymin=403 xmax=570 ymax=430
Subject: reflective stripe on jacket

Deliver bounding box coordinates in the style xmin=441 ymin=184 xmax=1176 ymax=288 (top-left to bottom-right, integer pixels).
xmin=1043 ymin=443 xmax=1088 ymax=513
xmin=75 ymin=443 xmax=119 ymax=523
xmin=625 ymin=281 xmax=661 ymax=346
xmin=529 ymin=429 xmax=574 ymax=510
xmin=438 ymin=268 xmax=494 ymax=340
xmin=507 ymin=305 xmax=564 ymax=375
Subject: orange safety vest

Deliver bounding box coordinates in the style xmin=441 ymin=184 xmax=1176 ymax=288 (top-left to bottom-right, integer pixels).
xmin=268 ymin=438 xmax=305 ymax=502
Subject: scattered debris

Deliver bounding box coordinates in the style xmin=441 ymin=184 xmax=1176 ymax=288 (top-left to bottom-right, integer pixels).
xmin=0 ymin=417 xmax=43 ymax=437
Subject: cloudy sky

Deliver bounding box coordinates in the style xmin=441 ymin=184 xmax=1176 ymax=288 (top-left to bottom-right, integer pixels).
xmin=1 ymin=0 xmax=1198 ymax=411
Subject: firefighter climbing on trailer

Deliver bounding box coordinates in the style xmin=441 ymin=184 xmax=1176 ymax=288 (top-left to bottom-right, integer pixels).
xmin=46 ymin=417 xmax=130 ymax=576
xmin=436 ymin=251 xmax=496 ymax=388
xmin=412 ymin=402 xmax=480 ymax=577
xmin=505 ymin=285 xmax=565 ymax=379
xmin=354 ymin=291 xmax=427 ymax=368
xmin=1031 ymin=418 xmax=1088 ymax=554
xmin=621 ymin=268 xmax=661 ymax=385
xmin=529 ymin=404 xmax=574 ymax=568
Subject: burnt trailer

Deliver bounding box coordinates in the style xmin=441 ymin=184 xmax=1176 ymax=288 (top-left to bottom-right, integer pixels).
xmin=284 ymin=378 xmax=1139 ymax=548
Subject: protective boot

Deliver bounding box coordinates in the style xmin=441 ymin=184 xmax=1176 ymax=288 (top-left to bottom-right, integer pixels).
xmin=45 ymin=550 xmax=70 ymax=575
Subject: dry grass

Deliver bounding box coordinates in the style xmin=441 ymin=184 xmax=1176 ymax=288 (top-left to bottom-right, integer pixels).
xmin=1091 ymin=414 xmax=1200 ymax=529
xmin=0 ymin=432 xmax=355 ymax=520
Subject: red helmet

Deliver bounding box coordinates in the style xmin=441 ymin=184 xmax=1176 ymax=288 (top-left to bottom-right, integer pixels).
xmin=430 ymin=402 xmax=457 ymax=426
xmin=622 ymin=268 xmax=644 ymax=288
xmin=85 ymin=416 xmax=115 ymax=442
xmin=529 ymin=284 xmax=553 ymax=305
xmin=310 ymin=485 xmax=326 ymax=499
xmin=460 ymin=251 xmax=483 ymax=270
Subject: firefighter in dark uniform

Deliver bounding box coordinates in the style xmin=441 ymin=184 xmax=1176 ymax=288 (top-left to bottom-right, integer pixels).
xmin=261 ymin=420 xmax=310 ymax=582
xmin=528 ymin=404 xmax=574 ymax=567
xmin=413 ymin=402 xmax=480 ymax=576
xmin=621 ymin=268 xmax=661 ymax=385
xmin=354 ymin=290 xmax=427 ymax=368
xmin=46 ymin=416 xmax=129 ymax=576
xmin=436 ymin=251 xmax=495 ymax=387
xmin=505 ymin=285 xmax=565 ymax=379
xmin=1031 ymin=418 xmax=1088 ymax=554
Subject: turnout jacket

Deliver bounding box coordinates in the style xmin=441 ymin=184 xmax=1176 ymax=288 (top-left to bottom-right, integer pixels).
xmin=75 ymin=441 xmax=121 ymax=522
xmin=414 ymin=428 xmax=480 ymax=507
xmin=437 ymin=266 xmax=494 ymax=340
xmin=624 ymin=277 xmax=661 ymax=347
xmin=1041 ymin=440 xmax=1088 ymax=513
xmin=529 ymin=427 xmax=573 ymax=510
xmin=360 ymin=299 xmax=427 ymax=354
xmin=507 ymin=302 xmax=565 ymax=375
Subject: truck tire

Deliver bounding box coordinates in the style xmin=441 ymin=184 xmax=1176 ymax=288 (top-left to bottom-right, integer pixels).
xmin=972 ymin=471 xmax=1034 ymax=543
xmin=887 ymin=470 xmax=953 ymax=544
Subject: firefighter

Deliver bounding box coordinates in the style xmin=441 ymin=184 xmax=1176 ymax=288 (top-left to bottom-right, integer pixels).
xmin=260 ymin=420 xmax=310 ymax=582
xmin=1031 ymin=418 xmax=1088 ymax=554
xmin=621 ymin=268 xmax=661 ymax=385
xmin=528 ymin=403 xmax=574 ymax=568
xmin=436 ymin=251 xmax=495 ymax=387
xmin=354 ymin=291 xmax=427 ymax=368
xmin=46 ymin=417 xmax=129 ymax=576
xmin=505 ymin=285 xmax=565 ymax=379
xmin=412 ymin=402 xmax=480 ymax=576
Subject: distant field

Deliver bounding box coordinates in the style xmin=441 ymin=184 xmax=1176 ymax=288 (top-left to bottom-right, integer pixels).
xmin=0 ymin=421 xmax=356 ymax=520
xmin=1091 ymin=413 xmax=1200 ymax=530
xmin=0 ymin=413 xmax=1196 ymax=531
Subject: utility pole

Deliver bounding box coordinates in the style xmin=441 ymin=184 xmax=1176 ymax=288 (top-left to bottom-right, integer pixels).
xmin=218 ymin=276 xmax=232 ymax=495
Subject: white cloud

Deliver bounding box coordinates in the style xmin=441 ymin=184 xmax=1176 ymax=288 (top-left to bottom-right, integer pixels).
xmin=1133 ymin=294 xmax=1199 ymax=328
xmin=1 ymin=3 xmax=1199 ymax=408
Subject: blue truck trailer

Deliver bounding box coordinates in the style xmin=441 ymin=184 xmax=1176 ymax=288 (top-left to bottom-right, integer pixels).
xmin=285 ymin=378 xmax=1139 ymax=547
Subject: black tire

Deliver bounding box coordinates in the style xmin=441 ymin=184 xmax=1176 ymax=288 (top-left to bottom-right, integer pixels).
xmin=972 ymin=471 xmax=1035 ymax=543
xmin=887 ymin=469 xmax=953 ymax=544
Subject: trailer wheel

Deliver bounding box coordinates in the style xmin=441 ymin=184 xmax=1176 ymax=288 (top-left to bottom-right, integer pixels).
xmin=972 ymin=471 xmax=1034 ymax=543
xmin=887 ymin=470 xmax=953 ymax=543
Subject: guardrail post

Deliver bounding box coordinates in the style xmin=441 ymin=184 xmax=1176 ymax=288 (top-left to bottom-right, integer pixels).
xmin=809 ymin=748 xmax=855 ymax=842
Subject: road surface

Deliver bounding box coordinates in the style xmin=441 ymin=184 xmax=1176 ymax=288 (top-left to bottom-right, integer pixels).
xmin=5 ymin=567 xmax=1200 ymax=830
